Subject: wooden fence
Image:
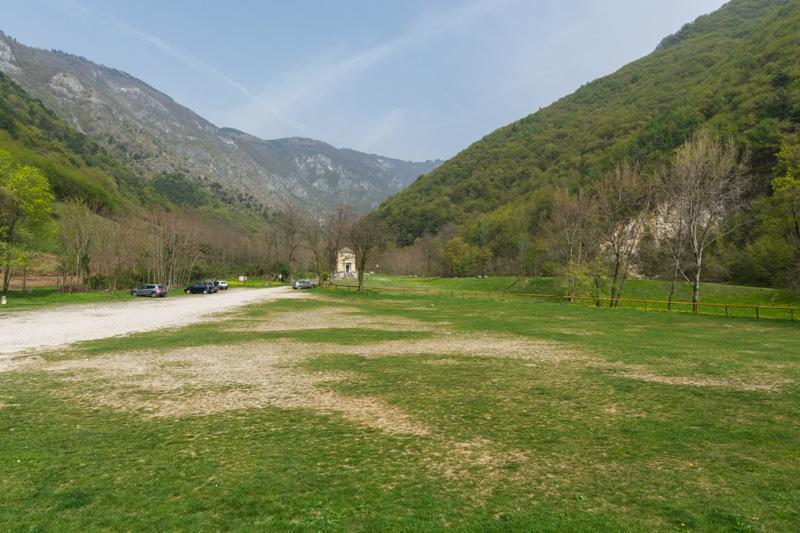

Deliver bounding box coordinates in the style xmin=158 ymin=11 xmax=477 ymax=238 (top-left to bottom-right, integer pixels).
xmin=328 ymin=284 xmax=799 ymax=322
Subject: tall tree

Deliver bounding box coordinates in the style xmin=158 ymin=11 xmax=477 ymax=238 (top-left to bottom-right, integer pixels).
xmin=594 ymin=162 xmax=653 ymax=307
xmin=0 ymin=150 xmax=54 ymax=297
xmin=275 ymin=203 xmax=303 ymax=278
xmin=656 ymin=168 xmax=690 ymax=310
xmin=304 ymin=216 xmax=327 ymax=285
xmin=324 ymin=203 xmax=356 ymax=274
xmin=58 ymin=199 xmax=95 ymax=290
xmin=551 ymin=187 xmax=598 ymax=299
xmin=772 ymin=144 xmax=800 ymax=243
xmin=348 ymin=215 xmax=385 ymax=292
xmin=669 ymin=129 xmax=749 ymax=311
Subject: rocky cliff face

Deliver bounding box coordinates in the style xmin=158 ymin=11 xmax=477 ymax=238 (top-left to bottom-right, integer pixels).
xmin=0 ymin=32 xmax=440 ymax=212
xmin=219 ymin=130 xmax=440 ymax=211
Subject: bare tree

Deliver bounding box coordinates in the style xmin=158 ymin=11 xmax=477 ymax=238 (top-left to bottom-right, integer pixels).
xmin=417 ymin=233 xmax=444 ymax=276
xmin=275 ymin=204 xmax=304 ymax=277
xmin=304 ymin=216 xmax=327 ymax=285
xmin=551 ymin=187 xmax=598 ymax=299
xmin=324 ymin=203 xmax=356 ymax=273
xmin=594 ymin=162 xmax=653 ymax=307
xmin=146 ymin=211 xmax=204 ymax=288
xmin=668 ymin=128 xmax=749 ymax=312
xmin=656 ymin=168 xmax=690 ymax=310
xmin=348 ymin=215 xmax=385 ymax=292
xmin=58 ymin=200 xmax=96 ymax=290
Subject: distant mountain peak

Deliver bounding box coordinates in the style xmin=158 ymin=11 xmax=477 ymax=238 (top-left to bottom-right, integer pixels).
xmin=0 ymin=31 xmax=440 ymax=212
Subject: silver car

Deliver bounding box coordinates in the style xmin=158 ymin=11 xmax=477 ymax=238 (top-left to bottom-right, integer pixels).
xmin=292 ymin=279 xmax=316 ymax=289
xmin=131 ymin=284 xmax=167 ymax=297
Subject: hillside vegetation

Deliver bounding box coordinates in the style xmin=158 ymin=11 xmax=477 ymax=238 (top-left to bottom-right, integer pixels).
xmin=377 ymin=0 xmax=799 ymax=250
xmin=0 ymin=71 xmax=275 ymax=292
xmin=0 ymin=72 xmax=156 ymax=213
xmin=0 ymin=32 xmax=439 ymax=212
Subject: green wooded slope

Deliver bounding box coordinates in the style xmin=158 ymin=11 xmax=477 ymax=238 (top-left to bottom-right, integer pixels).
xmin=378 ymin=0 xmax=799 ymax=244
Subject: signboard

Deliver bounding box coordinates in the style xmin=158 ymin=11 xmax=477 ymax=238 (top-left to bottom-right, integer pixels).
xmin=238 ymin=275 xmax=247 ymax=282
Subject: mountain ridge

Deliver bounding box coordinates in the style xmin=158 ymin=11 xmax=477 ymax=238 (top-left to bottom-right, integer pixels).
xmin=0 ymin=31 xmax=439 ymax=212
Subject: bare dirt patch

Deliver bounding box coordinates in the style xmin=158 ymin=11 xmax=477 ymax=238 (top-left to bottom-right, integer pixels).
xmin=334 ymin=332 xmax=582 ymax=362
xmin=41 ymin=330 xmax=581 ymax=429
xmin=232 ymin=306 xmax=442 ymax=333
xmin=422 ymin=436 xmax=536 ymax=502
xmin=45 ymin=342 xmax=430 ymax=435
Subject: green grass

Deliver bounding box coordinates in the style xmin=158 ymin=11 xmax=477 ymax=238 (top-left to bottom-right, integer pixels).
xmin=0 ymin=286 xmax=138 ymax=313
xmin=2 ymin=291 xmax=799 ymax=530
xmin=334 ymin=274 xmax=800 ymax=319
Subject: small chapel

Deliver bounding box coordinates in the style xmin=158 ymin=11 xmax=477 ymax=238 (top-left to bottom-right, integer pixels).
xmin=334 ymin=248 xmax=357 ymax=278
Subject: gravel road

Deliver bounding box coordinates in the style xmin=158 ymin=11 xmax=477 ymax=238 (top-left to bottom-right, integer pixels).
xmin=0 ymin=287 xmax=303 ymax=360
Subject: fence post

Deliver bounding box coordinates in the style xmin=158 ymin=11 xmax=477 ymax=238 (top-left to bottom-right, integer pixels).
xmin=755 ymin=306 xmax=759 ymax=320
xmin=791 ymin=308 xmax=795 ymax=322
xmin=725 ymin=305 xmax=728 ymax=318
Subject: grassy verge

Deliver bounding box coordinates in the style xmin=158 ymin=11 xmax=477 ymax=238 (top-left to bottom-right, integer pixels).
xmin=0 ymin=286 xmax=137 ymax=313
xmin=2 ymin=291 xmax=798 ymax=530
xmin=333 ymin=274 xmax=800 ymax=319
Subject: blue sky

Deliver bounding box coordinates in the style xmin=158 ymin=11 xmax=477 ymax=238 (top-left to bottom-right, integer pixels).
xmin=2 ymin=0 xmax=726 ymax=161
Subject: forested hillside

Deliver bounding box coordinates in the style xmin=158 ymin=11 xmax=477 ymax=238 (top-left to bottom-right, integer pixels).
xmin=0 ymin=32 xmax=438 ymax=212
xmin=0 ymin=71 xmax=273 ymax=292
xmin=0 ymin=71 xmax=156 ymax=213
xmin=377 ymin=0 xmax=798 ymax=247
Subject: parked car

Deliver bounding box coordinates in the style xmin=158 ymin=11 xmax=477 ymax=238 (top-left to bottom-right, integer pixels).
xmin=217 ymin=280 xmax=229 ymax=290
xmin=131 ymin=284 xmax=167 ymax=298
xmin=185 ymin=282 xmax=216 ymax=294
xmin=293 ymin=279 xmax=316 ymax=289
xmin=202 ymin=280 xmax=219 ymax=293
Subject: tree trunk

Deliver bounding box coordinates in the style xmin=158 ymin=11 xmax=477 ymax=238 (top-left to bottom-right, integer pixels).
xmin=667 ymin=260 xmax=679 ymax=312
xmin=609 ymin=256 xmax=622 ymax=308
xmin=692 ymin=256 xmax=702 ymax=314
xmin=1 ymin=223 xmax=16 ymax=297
xmin=357 ymin=270 xmax=365 ymax=292
xmin=1 ymin=262 xmax=10 ymax=297
xmin=592 ymin=275 xmax=602 ymax=307
xmin=567 ymin=274 xmax=575 ymax=301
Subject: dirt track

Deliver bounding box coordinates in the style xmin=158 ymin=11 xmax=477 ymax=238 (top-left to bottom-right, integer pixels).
xmin=0 ymin=287 xmax=303 ymax=359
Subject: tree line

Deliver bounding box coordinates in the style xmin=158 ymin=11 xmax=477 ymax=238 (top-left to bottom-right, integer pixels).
xmin=379 ymin=129 xmax=800 ymax=307
xmin=3 ymin=128 xmax=798 ymax=303
xmin=1 ymin=147 xmax=386 ymax=296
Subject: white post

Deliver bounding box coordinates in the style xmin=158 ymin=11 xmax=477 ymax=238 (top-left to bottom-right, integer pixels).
xmin=1 ymin=295 xmax=6 ymax=305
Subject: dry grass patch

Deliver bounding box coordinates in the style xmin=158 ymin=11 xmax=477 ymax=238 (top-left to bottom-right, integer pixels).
xmin=0 ymin=353 xmax=43 ymax=373
xmin=44 ymin=342 xmax=430 ymax=435
xmin=610 ymin=363 xmax=790 ymax=391
xmin=337 ymin=332 xmax=583 ymax=362
xmin=231 ymin=305 xmax=442 ymax=333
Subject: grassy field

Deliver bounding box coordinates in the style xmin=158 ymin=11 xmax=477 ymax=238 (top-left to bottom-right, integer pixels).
xmin=333 ymin=274 xmax=800 ymax=320
xmin=1 ymin=288 xmax=798 ymax=530
xmin=0 ymin=286 xmax=139 ymax=313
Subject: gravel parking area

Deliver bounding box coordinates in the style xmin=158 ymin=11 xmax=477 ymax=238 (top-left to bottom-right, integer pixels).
xmin=0 ymin=287 xmax=303 ymax=359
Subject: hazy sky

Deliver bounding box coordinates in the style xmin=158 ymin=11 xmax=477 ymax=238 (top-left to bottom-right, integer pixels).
xmin=2 ymin=0 xmax=726 ymax=160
